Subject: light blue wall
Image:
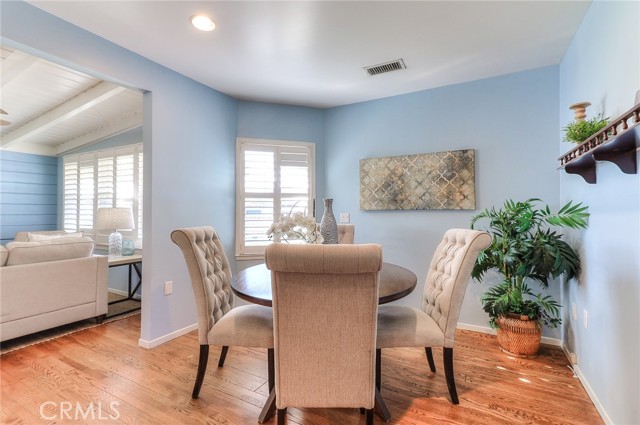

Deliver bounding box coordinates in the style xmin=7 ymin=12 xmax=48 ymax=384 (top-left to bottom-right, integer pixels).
xmin=559 ymin=1 xmax=640 ymax=424
xmin=237 ymin=100 xmax=327 ymax=219
xmin=5 ymin=12 xmax=638 ymax=424
xmin=0 ymin=151 xmax=57 ymax=244
xmin=1 ymin=1 xmax=239 ymax=344
xmin=325 ymin=66 xmax=562 ymax=337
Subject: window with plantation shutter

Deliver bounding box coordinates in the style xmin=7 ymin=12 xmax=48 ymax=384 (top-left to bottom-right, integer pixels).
xmin=63 ymin=144 xmax=143 ymax=246
xmin=236 ymin=138 xmax=315 ymax=258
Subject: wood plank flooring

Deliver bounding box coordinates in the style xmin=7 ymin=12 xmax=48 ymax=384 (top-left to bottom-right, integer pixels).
xmin=0 ymin=315 xmax=603 ymax=424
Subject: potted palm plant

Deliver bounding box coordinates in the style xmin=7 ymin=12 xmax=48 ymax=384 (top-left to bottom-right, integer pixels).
xmin=470 ymin=198 xmax=589 ymax=357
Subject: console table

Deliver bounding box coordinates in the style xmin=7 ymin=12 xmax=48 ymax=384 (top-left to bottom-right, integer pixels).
xmin=107 ymin=254 xmax=142 ymax=314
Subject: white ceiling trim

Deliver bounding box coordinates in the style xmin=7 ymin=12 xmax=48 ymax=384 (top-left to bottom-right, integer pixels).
xmin=3 ymin=141 xmax=57 ymax=156
xmin=1 ymin=82 xmax=127 ymax=148
xmin=55 ymin=112 xmax=142 ymax=155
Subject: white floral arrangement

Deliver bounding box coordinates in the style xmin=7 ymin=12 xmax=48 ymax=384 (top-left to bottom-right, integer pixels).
xmin=266 ymin=211 xmax=324 ymax=244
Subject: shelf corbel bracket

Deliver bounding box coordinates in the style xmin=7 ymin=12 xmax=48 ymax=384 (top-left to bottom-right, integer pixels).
xmin=591 ymin=125 xmax=639 ymax=174
xmin=565 ymin=154 xmax=597 ymax=184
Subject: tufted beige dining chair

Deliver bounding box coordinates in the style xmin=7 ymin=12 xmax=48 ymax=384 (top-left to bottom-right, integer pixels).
xmin=376 ymin=228 xmax=491 ymax=404
xmin=265 ymin=243 xmax=382 ymax=425
xmin=337 ymin=224 xmax=355 ymax=244
xmin=171 ymin=226 xmax=274 ymax=398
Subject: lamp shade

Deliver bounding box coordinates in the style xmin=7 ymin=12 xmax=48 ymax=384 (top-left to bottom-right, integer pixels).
xmin=96 ymin=207 xmax=134 ymax=231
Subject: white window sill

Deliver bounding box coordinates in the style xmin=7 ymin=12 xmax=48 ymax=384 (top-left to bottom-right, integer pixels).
xmin=235 ymin=253 xmax=265 ymax=261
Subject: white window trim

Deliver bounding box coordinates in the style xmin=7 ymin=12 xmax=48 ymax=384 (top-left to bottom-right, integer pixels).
xmin=63 ymin=144 xmax=143 ymax=248
xmin=235 ymin=138 xmax=316 ymax=260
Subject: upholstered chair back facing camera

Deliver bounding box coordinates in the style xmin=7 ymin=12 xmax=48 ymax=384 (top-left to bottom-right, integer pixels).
xmin=376 ymin=228 xmax=491 ymax=404
xmin=171 ymin=226 xmax=274 ymax=398
xmin=264 ymin=243 xmax=382 ymax=425
xmin=337 ymin=223 xmax=355 ymax=244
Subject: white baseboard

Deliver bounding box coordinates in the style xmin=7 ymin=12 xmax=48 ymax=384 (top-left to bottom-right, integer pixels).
xmin=137 ymin=323 xmax=197 ymax=349
xmin=456 ymin=322 xmax=562 ymax=346
xmin=540 ymin=335 xmax=561 ymax=347
xmin=561 ymin=344 xmax=612 ymax=425
xmin=456 ymin=322 xmax=497 ymax=335
xmin=108 ymin=289 xmax=141 ymax=300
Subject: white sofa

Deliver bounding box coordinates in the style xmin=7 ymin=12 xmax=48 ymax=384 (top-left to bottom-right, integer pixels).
xmin=0 ymin=231 xmax=108 ymax=342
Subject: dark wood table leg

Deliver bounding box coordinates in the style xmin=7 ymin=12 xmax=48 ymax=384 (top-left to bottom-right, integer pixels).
xmin=258 ymin=388 xmax=276 ymax=423
xmin=374 ymin=388 xmax=391 ymax=422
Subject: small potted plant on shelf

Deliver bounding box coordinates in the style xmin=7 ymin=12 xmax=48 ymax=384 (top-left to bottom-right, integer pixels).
xmin=563 ymin=113 xmax=609 ymax=144
xmin=470 ymin=198 xmax=589 ymax=357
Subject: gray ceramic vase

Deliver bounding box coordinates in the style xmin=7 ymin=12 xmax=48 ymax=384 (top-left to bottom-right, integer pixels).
xmin=320 ymin=198 xmax=338 ymax=244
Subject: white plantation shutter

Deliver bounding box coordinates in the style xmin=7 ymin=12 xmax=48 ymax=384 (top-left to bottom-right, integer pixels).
xmin=63 ymin=144 xmax=143 ymax=245
xmin=236 ymin=139 xmax=315 ymax=257
xmin=243 ymin=148 xmax=275 ymax=248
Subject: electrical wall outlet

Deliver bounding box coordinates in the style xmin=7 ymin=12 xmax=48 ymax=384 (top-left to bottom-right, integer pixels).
xmin=164 ymin=281 xmax=173 ymax=295
xmin=583 ymin=309 xmax=588 ymax=330
xmin=570 ymin=352 xmax=578 ymax=364
xmin=339 ymin=213 xmax=350 ymax=223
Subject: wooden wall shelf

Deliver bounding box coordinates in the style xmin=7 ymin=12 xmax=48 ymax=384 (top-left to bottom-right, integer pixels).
xmin=559 ymin=102 xmax=640 ymax=184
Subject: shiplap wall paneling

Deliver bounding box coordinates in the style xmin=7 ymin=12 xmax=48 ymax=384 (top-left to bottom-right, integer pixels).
xmin=0 ymin=151 xmax=57 ymax=244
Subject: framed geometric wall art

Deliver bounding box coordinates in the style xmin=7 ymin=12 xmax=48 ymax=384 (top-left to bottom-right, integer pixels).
xmin=359 ymin=149 xmax=475 ymax=211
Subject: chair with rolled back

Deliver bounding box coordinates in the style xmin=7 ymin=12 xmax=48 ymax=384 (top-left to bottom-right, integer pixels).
xmin=376 ymin=228 xmax=491 ymax=404
xmin=171 ymin=226 xmax=274 ymax=398
xmin=337 ymin=223 xmax=355 ymax=244
xmin=264 ymin=243 xmax=382 ymax=425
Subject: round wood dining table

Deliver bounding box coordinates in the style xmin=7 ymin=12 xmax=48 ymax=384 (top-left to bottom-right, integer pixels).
xmin=232 ymin=262 xmax=418 ymax=307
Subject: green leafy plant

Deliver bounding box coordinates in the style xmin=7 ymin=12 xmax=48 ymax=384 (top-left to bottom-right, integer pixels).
xmin=563 ymin=114 xmax=609 ymax=144
xmin=470 ymin=199 xmax=589 ymax=328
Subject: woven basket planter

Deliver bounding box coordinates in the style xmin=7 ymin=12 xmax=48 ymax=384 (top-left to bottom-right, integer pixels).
xmin=496 ymin=314 xmax=541 ymax=358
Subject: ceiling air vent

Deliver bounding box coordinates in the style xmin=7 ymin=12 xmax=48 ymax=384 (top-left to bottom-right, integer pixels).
xmin=364 ymin=59 xmax=406 ymax=76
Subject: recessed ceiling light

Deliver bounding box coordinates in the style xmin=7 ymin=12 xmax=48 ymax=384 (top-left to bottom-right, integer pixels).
xmin=190 ymin=14 xmax=215 ymax=32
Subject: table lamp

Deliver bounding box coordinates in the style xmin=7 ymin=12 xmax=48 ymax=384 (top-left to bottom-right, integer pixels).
xmin=96 ymin=207 xmax=135 ymax=256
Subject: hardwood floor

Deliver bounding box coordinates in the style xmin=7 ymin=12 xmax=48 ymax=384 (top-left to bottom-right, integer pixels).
xmin=1 ymin=315 xmax=603 ymax=424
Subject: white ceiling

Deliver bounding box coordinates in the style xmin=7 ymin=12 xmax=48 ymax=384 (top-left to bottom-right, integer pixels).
xmin=1 ymin=1 xmax=591 ymax=155
xmin=27 ymin=0 xmax=591 ymax=108
xmin=0 ymin=46 xmax=143 ymax=156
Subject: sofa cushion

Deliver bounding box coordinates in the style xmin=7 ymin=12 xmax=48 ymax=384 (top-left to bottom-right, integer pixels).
xmin=28 ymin=232 xmax=83 ymax=241
xmin=5 ymin=237 xmax=95 ymax=266
xmin=0 ymin=245 xmax=8 ymax=267
xmin=14 ymin=230 xmax=69 ymax=242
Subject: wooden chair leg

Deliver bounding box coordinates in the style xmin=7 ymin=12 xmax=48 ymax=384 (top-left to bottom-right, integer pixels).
xmin=376 ymin=348 xmax=382 ymax=390
xmin=374 ymin=388 xmax=391 ymax=421
xmin=365 ymin=408 xmax=374 ymax=425
xmin=192 ymin=345 xmax=209 ymax=398
xmin=217 ymin=345 xmax=229 ymax=367
xmin=268 ymin=348 xmax=275 ymax=391
xmin=258 ymin=389 xmax=276 ymax=423
xmin=443 ymin=347 xmax=459 ymax=404
xmin=425 ymin=347 xmax=436 ymax=372
xmin=277 ymin=408 xmax=287 ymax=425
